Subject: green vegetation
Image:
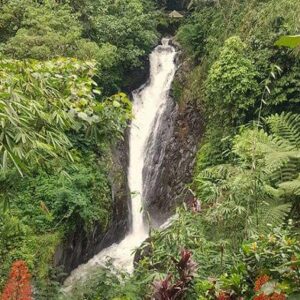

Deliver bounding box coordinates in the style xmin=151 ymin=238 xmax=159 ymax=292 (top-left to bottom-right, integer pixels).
xmin=1 ymin=0 xmax=300 ymax=299
xmin=65 ymin=0 xmax=300 ymax=299
xmin=0 ymin=58 xmax=98 ymax=173
xmin=177 ymin=0 xmax=300 ymax=167
xmin=205 ymin=36 xmax=259 ymax=127
xmin=1 ymin=1 xmax=95 ymax=60
xmin=68 ymin=0 xmax=159 ymax=93
xmin=0 ymin=0 xmax=159 ymax=94
xmin=0 ymin=57 xmax=132 ymax=296
xmin=0 ymin=0 xmax=157 ymax=298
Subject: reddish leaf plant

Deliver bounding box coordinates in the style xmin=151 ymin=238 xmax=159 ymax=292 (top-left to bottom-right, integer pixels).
xmin=1 ymin=260 xmax=32 ymax=300
xmin=254 ymin=275 xmax=271 ymax=292
xmin=152 ymin=249 xmax=197 ymax=300
xmin=253 ymin=275 xmax=286 ymax=300
xmin=217 ymin=291 xmax=232 ymax=300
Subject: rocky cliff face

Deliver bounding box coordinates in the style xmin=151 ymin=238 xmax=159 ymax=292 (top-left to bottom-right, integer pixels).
xmin=53 ymin=136 xmax=131 ymax=276
xmin=144 ymin=47 xmax=204 ymax=226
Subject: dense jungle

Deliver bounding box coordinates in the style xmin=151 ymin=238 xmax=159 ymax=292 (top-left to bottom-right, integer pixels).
xmin=0 ymin=0 xmax=299 ymax=299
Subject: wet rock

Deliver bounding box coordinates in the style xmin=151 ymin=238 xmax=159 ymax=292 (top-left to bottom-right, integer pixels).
xmin=122 ymin=57 xmax=150 ymax=94
xmin=143 ymin=53 xmax=204 ymax=226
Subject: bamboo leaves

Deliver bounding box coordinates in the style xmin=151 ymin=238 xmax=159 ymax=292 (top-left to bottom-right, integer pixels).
xmin=0 ymin=58 xmax=131 ymax=175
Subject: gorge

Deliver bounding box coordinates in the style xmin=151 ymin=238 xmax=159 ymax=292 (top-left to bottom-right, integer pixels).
xmin=63 ymin=38 xmax=180 ymax=293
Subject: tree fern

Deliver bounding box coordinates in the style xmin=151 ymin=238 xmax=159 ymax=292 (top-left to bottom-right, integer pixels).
xmin=263 ymin=113 xmax=300 ymax=200
xmin=263 ymin=150 xmax=299 ymax=179
xmin=256 ymin=202 xmax=292 ymax=235
xmin=194 ymin=164 xmax=234 ymax=204
xmin=266 ymin=113 xmax=300 ymax=148
xmin=192 ymin=112 xmax=300 ymax=249
xmin=278 ymin=175 xmax=300 ymax=196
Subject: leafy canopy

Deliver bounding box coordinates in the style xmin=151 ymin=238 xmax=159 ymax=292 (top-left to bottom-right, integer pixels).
xmin=73 ymin=0 xmax=158 ymax=68
xmin=0 ymin=0 xmax=100 ymax=60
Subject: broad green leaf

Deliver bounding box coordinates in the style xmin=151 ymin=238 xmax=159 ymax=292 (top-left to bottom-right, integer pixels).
xmin=275 ymin=35 xmax=300 ymax=49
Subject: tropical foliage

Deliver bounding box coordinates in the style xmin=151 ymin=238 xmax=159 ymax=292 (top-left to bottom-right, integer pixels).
xmin=0 ymin=0 xmax=152 ymax=296
xmin=205 ymin=36 xmax=259 ymax=126
xmin=0 ymin=0 xmax=300 ymax=299
xmin=0 ymin=58 xmax=131 ymax=295
xmin=67 ymin=0 xmax=300 ymax=298
xmin=0 ymin=0 xmax=159 ymax=93
xmin=0 ymin=0 xmax=97 ymax=60
xmin=0 ymin=58 xmax=96 ymax=174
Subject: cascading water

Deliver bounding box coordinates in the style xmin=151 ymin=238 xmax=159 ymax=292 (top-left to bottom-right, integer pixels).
xmin=63 ymin=38 xmax=177 ymax=292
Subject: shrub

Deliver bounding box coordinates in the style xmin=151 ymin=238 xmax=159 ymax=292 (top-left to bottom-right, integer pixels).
xmin=205 ymin=36 xmax=259 ymax=127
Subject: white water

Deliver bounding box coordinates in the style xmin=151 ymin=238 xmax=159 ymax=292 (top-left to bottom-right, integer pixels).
xmin=63 ymin=38 xmax=177 ymax=292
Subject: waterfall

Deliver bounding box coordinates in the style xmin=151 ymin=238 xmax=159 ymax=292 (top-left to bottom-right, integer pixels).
xmin=63 ymin=38 xmax=177 ymax=292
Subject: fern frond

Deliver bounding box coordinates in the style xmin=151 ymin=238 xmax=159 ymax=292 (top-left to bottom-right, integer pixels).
xmin=260 ymin=113 xmax=300 ymax=177
xmin=266 ymin=112 xmax=300 ymax=149
xmin=278 ymin=175 xmax=300 ymax=196
xmin=256 ymin=201 xmax=292 ymax=234
xmin=264 ymin=184 xmax=284 ymax=199
xmin=264 ymin=151 xmax=299 ymax=179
